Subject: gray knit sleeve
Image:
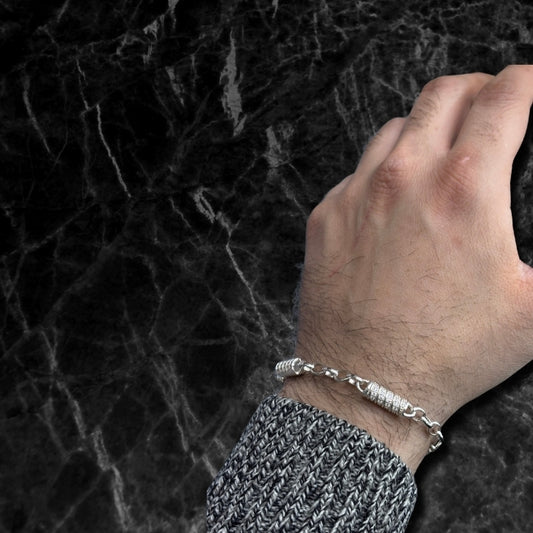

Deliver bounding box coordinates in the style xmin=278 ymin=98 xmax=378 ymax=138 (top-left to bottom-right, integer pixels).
xmin=207 ymin=394 xmax=417 ymax=532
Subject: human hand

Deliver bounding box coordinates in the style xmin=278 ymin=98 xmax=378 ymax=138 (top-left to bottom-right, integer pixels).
xmin=281 ymin=65 xmax=533 ymax=471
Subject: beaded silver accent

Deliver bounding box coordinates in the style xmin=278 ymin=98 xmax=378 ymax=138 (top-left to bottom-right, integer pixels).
xmin=275 ymin=358 xmax=304 ymax=380
xmin=362 ymin=381 xmax=410 ymax=416
xmin=275 ymin=357 xmax=443 ymax=454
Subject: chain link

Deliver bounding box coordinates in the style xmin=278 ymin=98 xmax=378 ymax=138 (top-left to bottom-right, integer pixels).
xmin=275 ymin=357 xmax=444 ymax=454
xmin=301 ymin=362 xmax=370 ymax=390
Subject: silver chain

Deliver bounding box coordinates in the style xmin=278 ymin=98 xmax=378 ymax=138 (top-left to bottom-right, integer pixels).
xmin=276 ymin=357 xmax=443 ymax=454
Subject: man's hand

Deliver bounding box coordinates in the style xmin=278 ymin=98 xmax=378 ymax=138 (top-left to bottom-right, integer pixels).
xmin=281 ymin=66 xmax=533 ymax=471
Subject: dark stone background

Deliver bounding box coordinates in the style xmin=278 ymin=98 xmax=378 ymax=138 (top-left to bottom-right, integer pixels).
xmin=1 ymin=1 xmax=533 ymax=531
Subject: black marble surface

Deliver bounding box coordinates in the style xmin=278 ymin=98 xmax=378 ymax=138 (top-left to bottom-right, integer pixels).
xmin=1 ymin=1 xmax=533 ymax=532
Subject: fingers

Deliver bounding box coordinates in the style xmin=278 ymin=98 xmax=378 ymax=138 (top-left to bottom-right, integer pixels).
xmin=356 ymin=117 xmax=407 ymax=177
xmin=338 ymin=73 xmax=494 ymax=206
xmin=325 ymin=117 xmax=406 ymax=199
xmin=451 ymin=65 xmax=533 ymax=192
xmin=397 ymin=73 xmax=494 ymax=153
xmin=327 ymin=66 xmax=533 ymax=218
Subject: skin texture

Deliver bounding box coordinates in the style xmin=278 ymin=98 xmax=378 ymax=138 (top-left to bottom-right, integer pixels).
xmin=280 ymin=65 xmax=533 ymax=472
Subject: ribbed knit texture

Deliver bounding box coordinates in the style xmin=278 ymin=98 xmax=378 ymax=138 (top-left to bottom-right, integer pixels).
xmin=207 ymin=395 xmax=417 ymax=532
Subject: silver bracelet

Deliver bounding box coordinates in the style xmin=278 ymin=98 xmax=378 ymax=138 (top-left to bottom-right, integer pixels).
xmin=275 ymin=357 xmax=443 ymax=453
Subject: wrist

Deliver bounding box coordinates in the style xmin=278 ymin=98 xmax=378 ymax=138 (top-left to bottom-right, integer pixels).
xmin=280 ymin=372 xmax=431 ymax=472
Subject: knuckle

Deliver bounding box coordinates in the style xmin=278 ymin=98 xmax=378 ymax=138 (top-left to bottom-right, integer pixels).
xmin=501 ymin=64 xmax=520 ymax=76
xmin=382 ymin=116 xmax=406 ymax=131
xmin=307 ymin=181 xmax=364 ymax=236
xmin=306 ymin=201 xmax=329 ymax=235
xmin=475 ymin=76 xmax=521 ymax=110
xmin=421 ymin=75 xmax=458 ymax=97
xmin=370 ymin=150 xmax=412 ymax=199
xmin=366 ymin=117 xmax=405 ymax=151
xmin=337 ymin=182 xmax=361 ymax=211
xmin=432 ymin=147 xmax=480 ymax=212
xmin=470 ymin=117 xmax=500 ymax=145
xmin=322 ymin=175 xmax=351 ymax=200
xmin=501 ymin=64 xmax=533 ymax=77
xmin=408 ymin=77 xmax=461 ymax=130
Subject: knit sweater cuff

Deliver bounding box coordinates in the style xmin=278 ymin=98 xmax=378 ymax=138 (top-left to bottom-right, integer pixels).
xmin=207 ymin=394 xmax=417 ymax=532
